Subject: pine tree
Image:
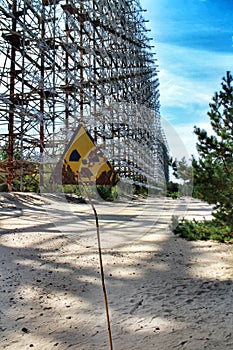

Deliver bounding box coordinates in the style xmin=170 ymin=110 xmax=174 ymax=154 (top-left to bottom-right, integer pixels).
xmin=193 ymin=71 xmax=233 ymax=229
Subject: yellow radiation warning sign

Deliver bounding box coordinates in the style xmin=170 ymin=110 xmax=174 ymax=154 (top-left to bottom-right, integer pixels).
xmin=52 ymin=124 xmax=118 ymax=186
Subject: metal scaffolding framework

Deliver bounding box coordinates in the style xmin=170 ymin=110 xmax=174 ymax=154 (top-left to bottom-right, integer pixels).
xmin=0 ymin=0 xmax=168 ymax=192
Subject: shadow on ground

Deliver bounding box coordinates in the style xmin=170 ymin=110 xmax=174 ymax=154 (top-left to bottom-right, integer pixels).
xmin=0 ymin=194 xmax=232 ymax=350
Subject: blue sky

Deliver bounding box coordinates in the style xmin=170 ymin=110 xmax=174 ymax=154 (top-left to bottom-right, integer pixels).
xmin=140 ymin=0 xmax=233 ymax=159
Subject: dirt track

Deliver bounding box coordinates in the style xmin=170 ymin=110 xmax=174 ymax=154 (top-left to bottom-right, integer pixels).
xmin=0 ymin=193 xmax=232 ymax=349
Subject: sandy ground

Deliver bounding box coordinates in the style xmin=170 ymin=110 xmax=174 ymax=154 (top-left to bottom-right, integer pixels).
xmin=0 ymin=193 xmax=232 ymax=350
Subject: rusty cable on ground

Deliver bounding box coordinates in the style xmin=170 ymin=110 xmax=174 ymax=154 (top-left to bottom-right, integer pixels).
xmin=80 ymin=181 xmax=114 ymax=350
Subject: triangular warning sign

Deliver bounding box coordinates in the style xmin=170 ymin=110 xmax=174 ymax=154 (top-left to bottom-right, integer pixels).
xmin=52 ymin=124 xmax=119 ymax=186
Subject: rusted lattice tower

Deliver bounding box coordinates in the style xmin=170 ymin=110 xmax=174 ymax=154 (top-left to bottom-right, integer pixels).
xmin=0 ymin=0 xmax=168 ymax=192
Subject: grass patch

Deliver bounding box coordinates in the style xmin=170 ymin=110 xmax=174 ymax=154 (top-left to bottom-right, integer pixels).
xmin=172 ymin=216 xmax=233 ymax=243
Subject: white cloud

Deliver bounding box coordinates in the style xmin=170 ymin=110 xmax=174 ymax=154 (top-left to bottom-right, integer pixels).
xmin=156 ymin=43 xmax=232 ymax=111
xmin=154 ymin=42 xmax=232 ymax=156
xmin=161 ymin=118 xmax=192 ymax=160
xmin=158 ymin=69 xmax=211 ymax=109
xmin=162 ymin=120 xmax=215 ymax=160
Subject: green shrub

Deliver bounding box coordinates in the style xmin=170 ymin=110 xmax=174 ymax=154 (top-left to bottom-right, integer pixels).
xmin=133 ymin=184 xmax=148 ymax=196
xmin=96 ymin=185 xmax=118 ymax=201
xmin=172 ymin=217 xmax=233 ymax=243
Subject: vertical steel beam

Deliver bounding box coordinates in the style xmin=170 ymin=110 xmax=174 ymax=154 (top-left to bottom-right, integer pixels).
xmin=7 ymin=0 xmax=17 ymax=192
xmin=39 ymin=6 xmax=45 ymax=188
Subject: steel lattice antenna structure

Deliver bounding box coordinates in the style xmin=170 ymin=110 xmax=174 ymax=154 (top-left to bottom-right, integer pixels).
xmin=0 ymin=0 xmax=168 ymax=192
